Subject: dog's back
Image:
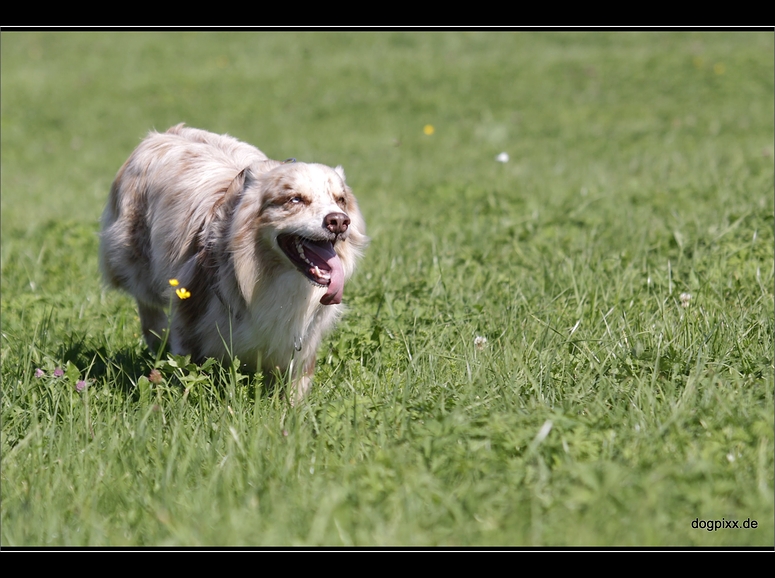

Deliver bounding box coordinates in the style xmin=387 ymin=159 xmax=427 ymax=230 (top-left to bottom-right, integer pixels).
xmin=99 ymin=124 xmax=271 ymax=306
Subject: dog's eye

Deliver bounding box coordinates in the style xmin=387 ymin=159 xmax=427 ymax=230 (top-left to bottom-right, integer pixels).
xmin=288 ymin=196 xmax=303 ymax=205
xmin=335 ymin=196 xmax=347 ymax=209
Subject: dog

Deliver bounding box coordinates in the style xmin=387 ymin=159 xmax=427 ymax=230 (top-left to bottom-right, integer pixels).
xmin=99 ymin=124 xmax=367 ymax=402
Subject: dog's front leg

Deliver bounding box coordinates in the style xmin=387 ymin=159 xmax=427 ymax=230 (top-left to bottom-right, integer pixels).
xmin=138 ymin=301 xmax=168 ymax=351
xmin=263 ymin=354 xmax=314 ymax=406
xmin=290 ymin=355 xmax=316 ymax=406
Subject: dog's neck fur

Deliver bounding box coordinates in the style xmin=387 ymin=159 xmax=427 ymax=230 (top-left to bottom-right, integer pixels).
xmin=172 ymin=213 xmax=342 ymax=378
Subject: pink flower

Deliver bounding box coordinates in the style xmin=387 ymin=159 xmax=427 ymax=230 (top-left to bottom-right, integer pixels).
xmin=76 ymin=380 xmax=87 ymax=392
xmin=35 ymin=368 xmax=45 ymax=378
xmin=53 ymin=367 xmax=64 ymax=378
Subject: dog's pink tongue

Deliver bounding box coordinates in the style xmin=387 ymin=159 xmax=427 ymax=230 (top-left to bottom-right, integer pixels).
xmin=304 ymin=241 xmax=345 ymax=305
xmin=320 ymin=254 xmax=344 ymax=305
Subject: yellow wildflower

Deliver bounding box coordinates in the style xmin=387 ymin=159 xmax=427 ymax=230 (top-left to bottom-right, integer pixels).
xmin=169 ymin=279 xmax=180 ymax=287
xmin=176 ymin=287 xmax=192 ymax=300
xmin=423 ymin=124 xmax=435 ymax=136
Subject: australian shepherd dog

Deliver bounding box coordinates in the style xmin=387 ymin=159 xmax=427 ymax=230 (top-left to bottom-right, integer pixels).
xmin=99 ymin=124 xmax=367 ymax=402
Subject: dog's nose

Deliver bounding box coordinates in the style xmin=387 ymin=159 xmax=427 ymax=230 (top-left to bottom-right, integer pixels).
xmin=324 ymin=212 xmax=350 ymax=234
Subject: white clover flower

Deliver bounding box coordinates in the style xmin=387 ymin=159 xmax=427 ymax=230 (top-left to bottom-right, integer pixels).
xmin=680 ymin=292 xmax=692 ymax=308
xmin=474 ymin=335 xmax=488 ymax=350
xmin=495 ymin=152 xmax=509 ymax=163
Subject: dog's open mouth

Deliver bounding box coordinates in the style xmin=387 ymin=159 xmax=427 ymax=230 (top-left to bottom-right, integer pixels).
xmin=277 ymin=234 xmax=344 ymax=305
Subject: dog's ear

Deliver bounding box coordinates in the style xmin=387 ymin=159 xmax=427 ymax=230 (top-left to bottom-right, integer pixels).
xmin=224 ymin=168 xmax=248 ymax=201
xmin=334 ymin=165 xmax=346 ymax=182
xmin=197 ymin=168 xmax=250 ymax=254
xmin=211 ymin=168 xmax=249 ymax=230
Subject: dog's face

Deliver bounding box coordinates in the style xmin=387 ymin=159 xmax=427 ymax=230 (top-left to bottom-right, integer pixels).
xmin=234 ymin=162 xmax=366 ymax=306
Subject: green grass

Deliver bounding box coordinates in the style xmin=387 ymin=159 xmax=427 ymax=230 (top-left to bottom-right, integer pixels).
xmin=2 ymin=31 xmax=773 ymax=546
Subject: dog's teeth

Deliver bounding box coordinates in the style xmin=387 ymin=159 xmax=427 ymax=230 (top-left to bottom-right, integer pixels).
xmin=312 ymin=265 xmax=330 ymax=280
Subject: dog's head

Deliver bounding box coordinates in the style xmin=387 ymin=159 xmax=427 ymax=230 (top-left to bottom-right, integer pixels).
xmin=229 ymin=161 xmax=367 ymax=305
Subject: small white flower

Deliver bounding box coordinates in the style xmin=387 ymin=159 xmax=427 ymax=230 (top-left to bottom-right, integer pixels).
xmin=495 ymin=152 xmax=509 ymax=163
xmin=474 ymin=335 xmax=488 ymax=350
xmin=680 ymin=292 xmax=691 ymax=308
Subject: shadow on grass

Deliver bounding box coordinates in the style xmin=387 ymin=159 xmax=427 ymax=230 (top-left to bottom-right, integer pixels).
xmin=59 ymin=336 xmax=284 ymax=406
xmin=59 ymin=337 xmax=155 ymax=398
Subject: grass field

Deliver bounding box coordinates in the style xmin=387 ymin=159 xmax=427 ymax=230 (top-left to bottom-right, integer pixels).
xmin=1 ymin=31 xmax=773 ymax=547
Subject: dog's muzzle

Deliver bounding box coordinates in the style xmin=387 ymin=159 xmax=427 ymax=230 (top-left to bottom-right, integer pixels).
xmin=277 ymin=231 xmax=345 ymax=305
